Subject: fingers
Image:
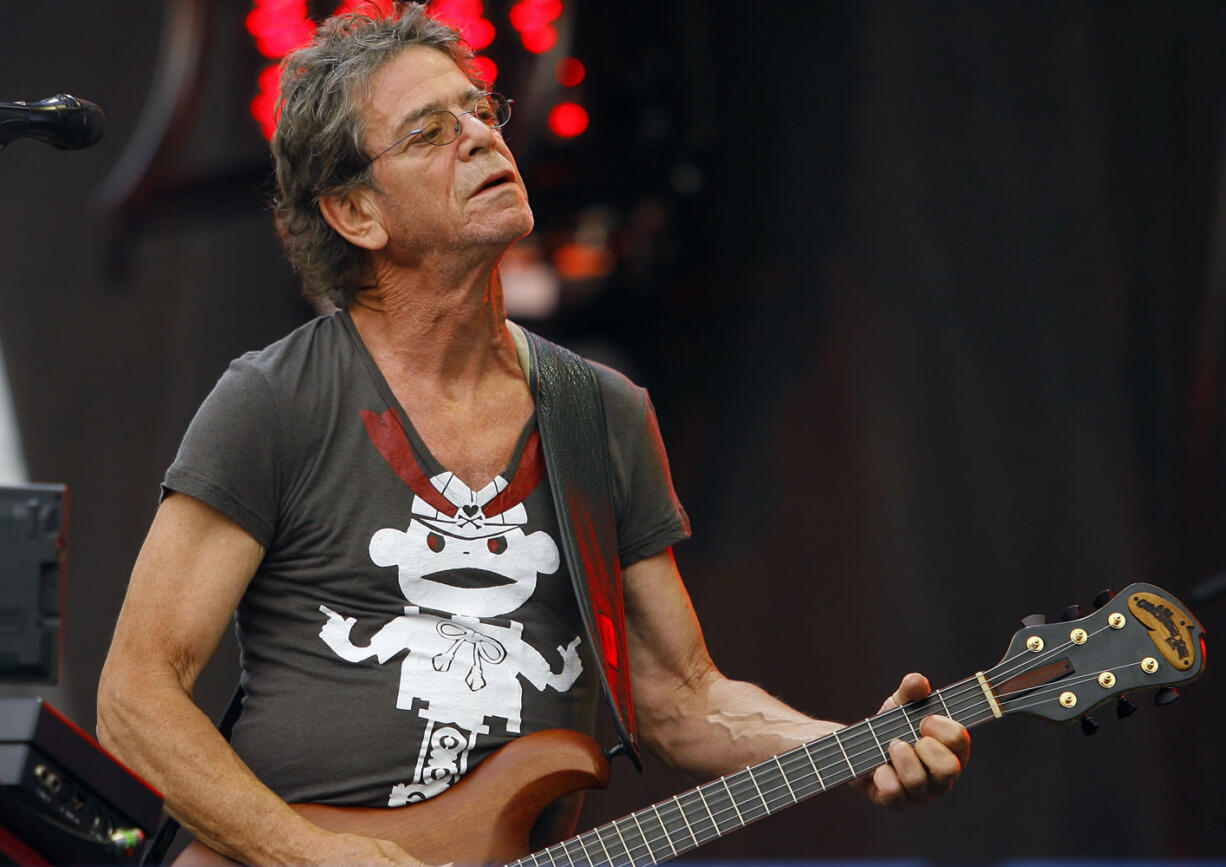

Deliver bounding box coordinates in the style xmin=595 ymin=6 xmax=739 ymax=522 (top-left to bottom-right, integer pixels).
xmin=921 ymin=712 xmax=972 ymax=768
xmin=861 ymin=673 xmax=971 ymax=810
xmin=878 ymin=672 xmax=931 ymax=713
xmin=866 ymin=731 xmax=963 ymax=811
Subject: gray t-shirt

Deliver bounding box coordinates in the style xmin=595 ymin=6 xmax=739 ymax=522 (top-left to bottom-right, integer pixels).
xmin=163 ymin=310 xmax=690 ymax=806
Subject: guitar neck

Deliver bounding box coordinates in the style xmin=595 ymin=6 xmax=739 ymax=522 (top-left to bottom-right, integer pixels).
xmin=511 ymin=676 xmax=1000 ymax=867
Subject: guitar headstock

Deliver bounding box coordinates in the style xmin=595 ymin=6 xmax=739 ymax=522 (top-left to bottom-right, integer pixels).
xmin=985 ymin=582 xmax=1206 ymax=724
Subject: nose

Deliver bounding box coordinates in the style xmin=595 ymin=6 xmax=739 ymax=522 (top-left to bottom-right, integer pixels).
xmin=457 ymin=111 xmax=496 ymax=157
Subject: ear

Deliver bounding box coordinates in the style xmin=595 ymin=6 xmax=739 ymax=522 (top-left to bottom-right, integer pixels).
xmin=319 ymin=186 xmax=389 ymax=251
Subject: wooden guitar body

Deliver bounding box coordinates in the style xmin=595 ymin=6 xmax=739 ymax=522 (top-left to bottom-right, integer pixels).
xmin=172 ymin=729 xmax=610 ymax=867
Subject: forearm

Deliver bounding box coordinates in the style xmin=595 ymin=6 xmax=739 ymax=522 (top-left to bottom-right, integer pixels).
xmin=637 ymin=668 xmax=840 ymax=781
xmin=97 ymin=668 xmax=329 ymax=866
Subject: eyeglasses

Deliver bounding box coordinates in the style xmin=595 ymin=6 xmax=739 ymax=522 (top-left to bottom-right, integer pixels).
xmin=370 ymin=92 xmax=513 ymax=161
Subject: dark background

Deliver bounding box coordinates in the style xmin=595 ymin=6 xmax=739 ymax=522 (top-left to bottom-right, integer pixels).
xmin=1 ymin=0 xmax=1223 ymax=861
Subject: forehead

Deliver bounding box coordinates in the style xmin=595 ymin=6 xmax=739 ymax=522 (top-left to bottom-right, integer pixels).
xmin=365 ymin=45 xmax=474 ymax=132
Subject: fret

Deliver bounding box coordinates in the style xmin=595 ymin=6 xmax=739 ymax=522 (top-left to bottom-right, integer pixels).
xmin=587 ymin=826 xmax=615 ymax=867
xmin=745 ymin=764 xmax=772 ymax=814
xmin=693 ymin=783 xmax=721 ymax=837
xmin=678 ymin=790 xmax=717 ymax=843
xmin=555 ymin=837 xmax=578 ymax=867
xmin=726 ymin=770 xmax=768 ymax=823
xmin=800 ymin=742 xmax=827 ymax=791
xmin=863 ymin=718 xmax=889 ymax=764
xmin=629 ymin=810 xmax=657 ymax=864
xmin=831 ymin=728 xmax=856 ymax=778
xmin=897 ymin=703 xmax=920 ymax=741
xmin=574 ymin=831 xmax=595 ymax=866
xmin=845 ymin=723 xmax=888 ymax=777
xmin=778 ymin=749 xmax=817 ymax=800
xmin=649 ymin=803 xmax=679 ymax=858
xmin=773 ymin=755 xmax=798 ymax=803
xmin=670 ymin=794 xmax=700 ymax=850
xmin=720 ymin=775 xmax=747 ymax=827
xmin=608 ymin=818 xmax=636 ymax=867
xmin=935 ymin=688 xmax=953 ymax=718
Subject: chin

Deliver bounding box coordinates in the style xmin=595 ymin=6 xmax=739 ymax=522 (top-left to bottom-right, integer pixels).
xmin=477 ymin=205 xmax=535 ymax=246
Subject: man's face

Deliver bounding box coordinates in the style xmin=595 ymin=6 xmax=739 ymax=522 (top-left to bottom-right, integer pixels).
xmin=361 ymin=46 xmax=534 ymax=261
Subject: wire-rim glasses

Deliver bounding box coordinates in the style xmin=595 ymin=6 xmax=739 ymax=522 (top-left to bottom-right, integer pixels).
xmin=370 ymin=92 xmax=513 ymax=162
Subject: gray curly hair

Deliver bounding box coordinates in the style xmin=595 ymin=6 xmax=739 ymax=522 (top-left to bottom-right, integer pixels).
xmin=272 ymin=2 xmax=477 ymax=307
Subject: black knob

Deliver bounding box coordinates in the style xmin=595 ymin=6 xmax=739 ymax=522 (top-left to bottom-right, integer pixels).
xmin=1155 ymin=687 xmax=1180 ymax=707
xmin=1021 ymin=614 xmax=1047 ymax=628
xmin=1080 ymin=715 xmax=1100 ymax=736
xmin=1116 ymin=696 xmax=1138 ymax=718
xmin=1061 ymin=604 xmax=1084 ymax=622
xmin=1092 ymin=589 xmax=1116 ymax=609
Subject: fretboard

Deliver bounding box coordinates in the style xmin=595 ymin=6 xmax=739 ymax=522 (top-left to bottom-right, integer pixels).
xmin=509 ymin=676 xmax=1000 ymax=867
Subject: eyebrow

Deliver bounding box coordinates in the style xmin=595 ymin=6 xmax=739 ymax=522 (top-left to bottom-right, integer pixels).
xmin=390 ymin=87 xmax=486 ymax=137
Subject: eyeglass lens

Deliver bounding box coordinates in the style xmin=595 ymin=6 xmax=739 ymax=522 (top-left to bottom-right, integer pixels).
xmin=418 ymin=93 xmax=511 ymax=146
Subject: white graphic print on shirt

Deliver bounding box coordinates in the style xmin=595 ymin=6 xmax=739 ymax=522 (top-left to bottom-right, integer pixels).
xmin=318 ymin=462 xmax=583 ymax=805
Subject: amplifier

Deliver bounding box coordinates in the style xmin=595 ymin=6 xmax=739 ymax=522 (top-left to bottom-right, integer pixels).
xmin=0 ymin=698 xmax=162 ymax=865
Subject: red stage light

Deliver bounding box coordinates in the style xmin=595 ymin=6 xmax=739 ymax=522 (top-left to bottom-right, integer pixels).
xmin=555 ymin=57 xmax=585 ymax=86
xmin=432 ymin=0 xmax=483 ymax=18
xmin=247 ymin=0 xmax=566 ymax=140
xmin=520 ymin=23 xmax=557 ymax=54
xmin=510 ymin=0 xmax=562 ymax=32
xmin=471 ymin=56 xmax=499 ymax=85
xmin=509 ymin=5 xmax=542 ymax=32
xmin=250 ymin=64 xmax=281 ymax=140
xmin=463 ymin=18 xmax=496 ymax=50
xmin=548 ymin=102 xmax=588 ymax=138
xmin=246 ymin=0 xmax=315 ymax=58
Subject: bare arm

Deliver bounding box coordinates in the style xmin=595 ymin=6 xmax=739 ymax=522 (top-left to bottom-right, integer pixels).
xmin=624 ymin=549 xmax=970 ymax=809
xmin=97 ymin=494 xmax=427 ymax=865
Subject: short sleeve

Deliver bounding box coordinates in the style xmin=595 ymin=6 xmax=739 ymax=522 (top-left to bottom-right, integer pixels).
xmin=162 ymin=357 xmax=281 ymax=548
xmin=595 ymin=364 xmax=691 ymax=567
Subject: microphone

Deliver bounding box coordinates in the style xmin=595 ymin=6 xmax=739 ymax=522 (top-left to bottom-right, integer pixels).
xmin=0 ymin=93 xmax=106 ymax=150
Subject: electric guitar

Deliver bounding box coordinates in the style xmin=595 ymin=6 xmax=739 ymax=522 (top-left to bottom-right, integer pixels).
xmin=175 ymin=581 xmax=1206 ymax=867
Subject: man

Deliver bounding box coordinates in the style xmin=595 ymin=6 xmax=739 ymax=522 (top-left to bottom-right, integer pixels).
xmin=97 ymin=5 xmax=970 ymax=865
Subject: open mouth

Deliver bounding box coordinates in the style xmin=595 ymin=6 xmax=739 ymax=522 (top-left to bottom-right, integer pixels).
xmin=423 ymin=568 xmax=515 ymax=589
xmin=474 ymin=172 xmax=513 ymax=195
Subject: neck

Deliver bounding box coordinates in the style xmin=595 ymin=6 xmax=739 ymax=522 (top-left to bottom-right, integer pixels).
xmin=349 ymin=257 xmax=519 ymax=388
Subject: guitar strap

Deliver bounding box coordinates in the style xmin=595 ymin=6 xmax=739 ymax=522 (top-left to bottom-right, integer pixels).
xmin=521 ymin=327 xmax=642 ymax=770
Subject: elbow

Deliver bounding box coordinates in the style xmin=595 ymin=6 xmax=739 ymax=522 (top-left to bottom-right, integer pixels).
xmin=635 ymin=659 xmax=723 ymax=767
xmin=95 ymin=648 xmax=171 ymax=760
xmin=95 ymin=661 xmax=130 ymax=755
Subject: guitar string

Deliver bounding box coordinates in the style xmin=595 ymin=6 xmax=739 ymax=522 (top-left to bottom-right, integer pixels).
xmin=521 ymin=660 xmax=1090 ymax=867
xmin=600 ymin=623 xmax=1146 ymax=864
xmin=991 ymin=661 xmax=1155 ymax=716
xmin=516 ymin=618 xmax=1143 ymax=867
xmin=523 ymin=702 xmax=1006 ymax=867
xmin=518 ymin=700 xmax=1005 ymax=867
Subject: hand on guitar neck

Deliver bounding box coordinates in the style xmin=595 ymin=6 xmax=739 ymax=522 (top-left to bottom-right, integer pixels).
xmin=852 ymin=672 xmax=971 ymax=810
